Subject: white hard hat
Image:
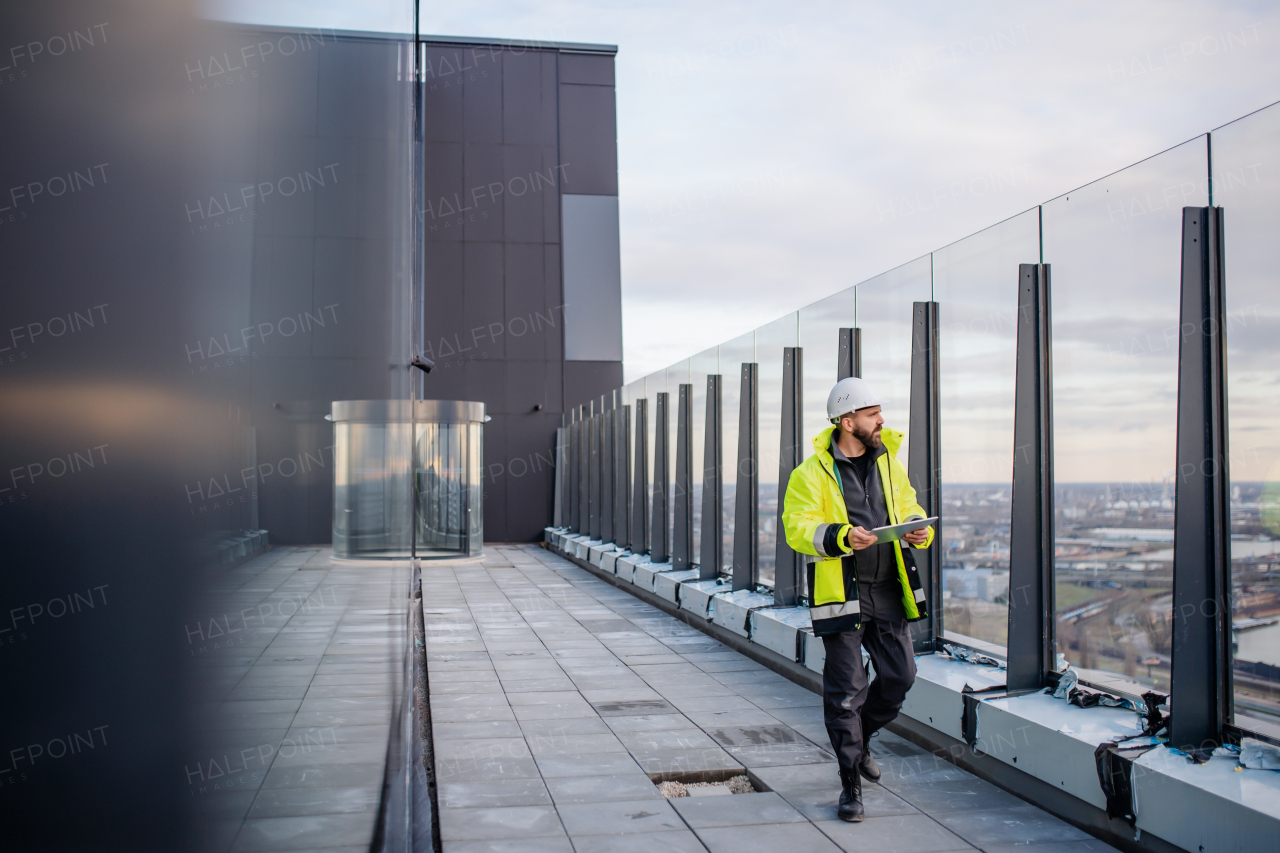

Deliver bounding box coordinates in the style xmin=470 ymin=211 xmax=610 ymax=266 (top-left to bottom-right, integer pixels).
xmin=826 ymin=377 xmax=881 ymax=422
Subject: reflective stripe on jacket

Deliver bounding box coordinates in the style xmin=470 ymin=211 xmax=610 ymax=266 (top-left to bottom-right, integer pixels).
xmin=782 ymin=425 xmax=934 ymax=635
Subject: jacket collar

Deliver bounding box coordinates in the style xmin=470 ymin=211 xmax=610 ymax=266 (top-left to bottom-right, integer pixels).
xmin=813 ymin=424 xmax=903 ymax=462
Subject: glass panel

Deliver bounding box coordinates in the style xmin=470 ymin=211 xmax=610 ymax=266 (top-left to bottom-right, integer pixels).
xmin=932 ymin=210 xmax=1040 ymax=648
xmin=756 ymin=313 xmax=799 ymax=587
xmin=720 ymin=331 xmax=755 ymax=573
xmin=1043 ymin=137 xmax=1208 ymax=693
xmin=799 ymin=284 xmax=857 ymax=454
xmin=335 ymin=421 xmax=414 ymax=557
xmin=855 ymin=257 xmax=933 ymax=470
xmin=416 ymin=422 xmax=473 ymax=556
xmin=1214 ymin=103 xmax=1280 ymax=738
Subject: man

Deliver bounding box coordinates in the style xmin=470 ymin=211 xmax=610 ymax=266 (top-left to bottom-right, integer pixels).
xmin=782 ymin=376 xmax=933 ymax=822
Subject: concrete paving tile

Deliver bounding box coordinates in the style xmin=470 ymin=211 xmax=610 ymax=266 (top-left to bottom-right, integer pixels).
xmin=230 ymin=812 xmax=377 ymax=851
xmin=740 ymin=687 xmax=823 ymax=710
xmin=629 ymin=747 xmax=742 ymax=776
xmin=591 ymin=698 xmax=681 ymax=716
xmin=652 ymin=682 xmax=741 ymax=699
xmin=887 ymin=777 xmax=1025 ymax=814
xmin=616 ymin=728 xmax=721 ymax=752
xmin=555 ymin=798 xmax=685 ymax=835
xmin=518 ymin=717 xmax=613 ymax=738
xmin=438 ymin=778 xmax=552 ymax=809
xmin=815 ymin=814 xmax=975 ymax=853
xmin=932 ymin=805 xmax=1092 ymax=847
xmin=875 ymin=755 xmax=973 ymax=788
xmin=695 ymin=821 xmax=842 ymax=852
xmin=432 ymin=720 xmax=525 ymax=740
xmin=690 ymin=658 xmax=771 ymax=673
xmin=670 ymin=790 xmax=807 ymax=827
xmin=506 ymin=691 xmax=586 ymax=706
xmin=512 ymin=702 xmax=599 ymax=721
xmin=534 ymin=751 xmax=643 ymax=777
xmin=498 ymin=679 xmax=578 ymax=693
xmin=290 ymin=708 xmax=391 ymax=728
xmin=432 ymin=705 xmax=517 ymax=723
xmin=579 ymin=687 xmax=664 ymax=704
xmin=433 ymin=737 xmax=531 ymax=761
xmin=666 ymin=695 xmax=757 ymax=713
xmin=544 ymin=772 xmax=664 ymax=805
xmin=269 ymin=741 xmax=389 ymax=767
xmin=982 ymin=842 xmax=1116 ymax=853
xmin=759 ymin=777 xmax=919 ymax=821
xmin=191 ymin=789 xmax=257 ymax=820
xmin=429 ymin=693 xmax=514 ymax=709
xmin=724 ymin=743 xmax=835 ymax=768
xmin=565 ymin=830 xmax=707 ymax=853
xmin=684 ymin=709 xmax=783 ymax=728
xmin=441 ymin=837 xmax=573 ymax=853
xmin=433 ymin=755 xmax=542 ymax=784
xmin=227 ymin=684 xmax=312 ymax=701
xmin=247 ymin=785 xmax=379 ymax=818
xmin=431 ymin=680 xmax=505 ymax=695
xmin=704 ymin=724 xmax=806 ymax=748
xmin=525 ymin=732 xmax=626 ymax=756
xmin=306 ymin=682 xmax=394 ymax=698
xmin=438 ymin=805 xmax=564 ymax=841
xmin=603 ymin=713 xmax=700 ymax=733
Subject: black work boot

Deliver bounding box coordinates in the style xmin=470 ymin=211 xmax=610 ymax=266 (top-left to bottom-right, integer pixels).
xmin=837 ymin=769 xmax=864 ymax=822
xmin=858 ymin=742 xmax=881 ymax=783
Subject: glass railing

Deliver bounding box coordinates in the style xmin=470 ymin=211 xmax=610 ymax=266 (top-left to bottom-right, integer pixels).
xmin=564 ymin=99 xmax=1280 ymax=744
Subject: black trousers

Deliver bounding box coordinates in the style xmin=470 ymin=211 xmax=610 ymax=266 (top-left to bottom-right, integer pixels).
xmin=821 ymin=615 xmax=916 ymax=774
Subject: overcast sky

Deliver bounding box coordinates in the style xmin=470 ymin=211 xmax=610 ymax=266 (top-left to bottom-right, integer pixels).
xmin=208 ymin=1 xmax=1280 ymax=382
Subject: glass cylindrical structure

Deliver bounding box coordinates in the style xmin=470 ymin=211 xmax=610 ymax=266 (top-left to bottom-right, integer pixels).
xmin=331 ymin=399 xmax=484 ymax=559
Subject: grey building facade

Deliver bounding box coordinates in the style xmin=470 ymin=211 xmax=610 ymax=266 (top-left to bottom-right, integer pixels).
xmin=417 ymin=37 xmax=623 ymax=542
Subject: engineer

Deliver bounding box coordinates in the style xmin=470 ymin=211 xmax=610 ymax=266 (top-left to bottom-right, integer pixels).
xmin=782 ymin=376 xmax=934 ymax=822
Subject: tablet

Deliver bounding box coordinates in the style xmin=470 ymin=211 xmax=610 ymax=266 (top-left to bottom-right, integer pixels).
xmin=871 ymin=516 xmax=937 ymax=544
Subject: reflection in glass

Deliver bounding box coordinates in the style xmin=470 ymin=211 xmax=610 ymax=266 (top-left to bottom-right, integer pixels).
xmin=690 ymin=347 xmax=718 ymax=566
xmin=1043 ymin=137 xmax=1208 ymax=692
xmin=855 ymin=257 xmax=932 ymax=470
xmin=1214 ymin=103 xmax=1280 ymax=737
xmin=933 ymin=210 xmax=1039 ymax=648
xmin=799 ymin=285 xmax=857 ymax=452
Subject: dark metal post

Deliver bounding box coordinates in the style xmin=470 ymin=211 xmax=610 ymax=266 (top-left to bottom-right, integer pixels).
xmin=632 ymin=399 xmax=650 ymax=554
xmin=601 ymin=406 xmax=614 ymax=543
xmin=651 ymin=392 xmax=671 ymax=563
xmin=589 ymin=411 xmax=601 ymax=539
xmin=578 ymin=407 xmax=589 ymax=535
xmin=673 ymin=384 xmax=694 ymax=570
xmin=699 ymin=375 xmax=723 ymax=579
xmin=733 ymin=363 xmax=759 ymax=590
xmin=838 ymin=327 xmax=862 ymax=380
xmin=615 ymin=404 xmax=631 ymax=547
xmin=553 ymin=426 xmax=566 ymax=527
xmin=1006 ymin=266 xmax=1055 ymax=690
xmin=1169 ymin=207 xmax=1231 ymax=756
xmin=774 ymin=348 xmax=803 ymax=606
xmin=908 ymin=303 xmax=941 ymax=654
xmin=569 ymin=415 xmax=580 ymax=533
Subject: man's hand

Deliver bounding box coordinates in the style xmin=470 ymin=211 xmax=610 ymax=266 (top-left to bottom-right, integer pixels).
xmin=846 ymin=526 xmax=877 ymax=551
xmin=902 ymin=527 xmax=929 ymax=546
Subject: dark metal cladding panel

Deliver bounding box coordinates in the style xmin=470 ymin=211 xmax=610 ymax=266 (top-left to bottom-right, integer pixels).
xmin=908 ymin=302 xmax=942 ymax=655
xmin=651 ymin=392 xmax=671 ymax=562
xmin=673 ymin=384 xmax=695 ymax=570
xmin=632 ymin=399 xmax=650 ymax=553
xmin=615 ymin=404 xmax=632 ymax=546
xmin=733 ymin=364 xmax=759 ymax=590
xmin=1169 ymin=207 xmax=1232 ymax=754
xmin=700 ymin=375 xmax=724 ymax=579
xmin=774 ymin=348 xmax=803 ymax=606
xmin=1005 ymin=267 xmax=1055 ymax=690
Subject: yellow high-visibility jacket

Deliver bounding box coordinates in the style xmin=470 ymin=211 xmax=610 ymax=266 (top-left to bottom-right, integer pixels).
xmin=782 ymin=425 xmax=934 ymax=635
